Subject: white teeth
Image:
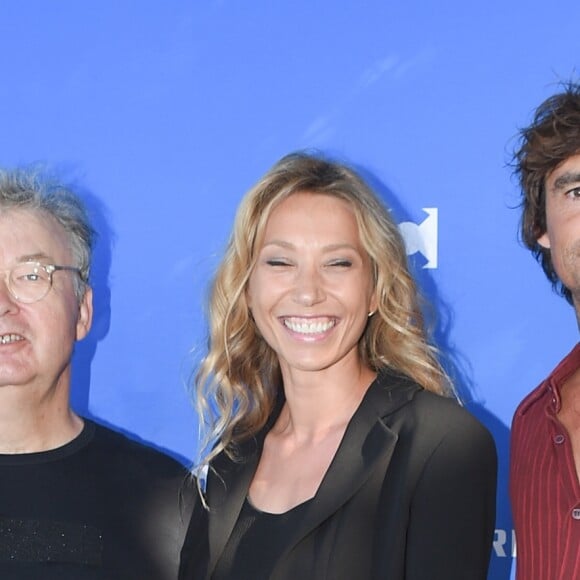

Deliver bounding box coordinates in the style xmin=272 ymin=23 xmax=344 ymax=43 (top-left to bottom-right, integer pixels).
xmin=0 ymin=334 xmax=24 ymax=345
xmin=284 ymin=318 xmax=335 ymax=334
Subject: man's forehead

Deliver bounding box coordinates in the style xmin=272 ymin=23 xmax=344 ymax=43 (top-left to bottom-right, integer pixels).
xmin=0 ymin=208 xmax=71 ymax=264
xmin=546 ymin=153 xmax=580 ymax=190
xmin=0 ymin=206 xmax=63 ymax=230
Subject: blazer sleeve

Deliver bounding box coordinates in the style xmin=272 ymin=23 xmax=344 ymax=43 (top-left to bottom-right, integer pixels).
xmin=404 ymin=417 xmax=497 ymax=580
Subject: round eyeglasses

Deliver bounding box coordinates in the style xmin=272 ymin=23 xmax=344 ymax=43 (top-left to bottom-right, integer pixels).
xmin=3 ymin=262 xmax=83 ymax=304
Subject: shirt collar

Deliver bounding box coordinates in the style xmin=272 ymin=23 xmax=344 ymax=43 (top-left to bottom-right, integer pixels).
xmin=546 ymin=342 xmax=580 ymax=413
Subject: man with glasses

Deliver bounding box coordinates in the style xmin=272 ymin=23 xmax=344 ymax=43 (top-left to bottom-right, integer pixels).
xmin=0 ymin=170 xmax=191 ymax=579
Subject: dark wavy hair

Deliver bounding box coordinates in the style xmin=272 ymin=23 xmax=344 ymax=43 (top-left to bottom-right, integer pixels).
xmin=513 ymin=82 xmax=580 ymax=304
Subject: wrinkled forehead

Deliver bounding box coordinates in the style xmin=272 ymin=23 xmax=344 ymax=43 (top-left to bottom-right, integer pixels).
xmin=0 ymin=207 xmax=73 ymax=267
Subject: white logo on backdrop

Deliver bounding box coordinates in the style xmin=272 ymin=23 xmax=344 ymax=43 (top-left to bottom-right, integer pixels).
xmin=398 ymin=208 xmax=438 ymax=269
xmin=493 ymin=528 xmax=516 ymax=558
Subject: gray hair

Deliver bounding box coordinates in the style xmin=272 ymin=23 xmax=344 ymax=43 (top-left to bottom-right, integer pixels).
xmin=0 ymin=168 xmax=94 ymax=299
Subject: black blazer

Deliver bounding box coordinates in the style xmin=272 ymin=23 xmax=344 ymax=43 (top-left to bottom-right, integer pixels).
xmin=180 ymin=370 xmax=497 ymax=580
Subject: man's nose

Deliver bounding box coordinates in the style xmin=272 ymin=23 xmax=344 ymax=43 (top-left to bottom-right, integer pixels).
xmin=0 ymin=274 xmax=19 ymax=316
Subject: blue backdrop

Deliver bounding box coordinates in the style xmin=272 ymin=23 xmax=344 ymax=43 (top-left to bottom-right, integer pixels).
xmin=1 ymin=2 xmax=579 ymax=577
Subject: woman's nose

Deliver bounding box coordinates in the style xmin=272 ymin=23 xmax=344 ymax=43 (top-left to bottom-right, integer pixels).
xmin=292 ymin=265 xmax=325 ymax=306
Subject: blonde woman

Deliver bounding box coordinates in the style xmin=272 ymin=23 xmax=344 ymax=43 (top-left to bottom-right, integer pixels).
xmin=180 ymin=153 xmax=497 ymax=580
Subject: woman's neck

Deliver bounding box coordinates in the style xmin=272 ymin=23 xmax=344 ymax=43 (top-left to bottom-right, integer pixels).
xmin=275 ymin=362 xmax=376 ymax=442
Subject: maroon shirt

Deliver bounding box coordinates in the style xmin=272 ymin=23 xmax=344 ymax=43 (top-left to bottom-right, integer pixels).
xmin=510 ymin=343 xmax=580 ymax=580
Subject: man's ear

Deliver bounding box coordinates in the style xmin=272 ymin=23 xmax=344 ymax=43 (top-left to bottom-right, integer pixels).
xmin=537 ymin=231 xmax=551 ymax=249
xmin=76 ymin=287 xmax=93 ymax=341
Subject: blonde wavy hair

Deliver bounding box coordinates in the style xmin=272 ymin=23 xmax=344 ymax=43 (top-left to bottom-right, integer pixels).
xmin=195 ymin=152 xmax=451 ymax=476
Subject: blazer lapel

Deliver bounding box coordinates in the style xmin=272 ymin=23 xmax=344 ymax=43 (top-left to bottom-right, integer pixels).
xmin=207 ymin=394 xmax=284 ymax=575
xmin=206 ymin=435 xmax=260 ymax=575
xmin=277 ymin=370 xmax=420 ymax=559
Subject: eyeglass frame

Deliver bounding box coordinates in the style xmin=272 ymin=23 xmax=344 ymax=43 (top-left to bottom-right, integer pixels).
xmin=2 ymin=261 xmax=83 ymax=304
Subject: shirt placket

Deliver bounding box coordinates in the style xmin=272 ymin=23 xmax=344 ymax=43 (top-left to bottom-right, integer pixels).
xmin=546 ymin=381 xmax=580 ymax=576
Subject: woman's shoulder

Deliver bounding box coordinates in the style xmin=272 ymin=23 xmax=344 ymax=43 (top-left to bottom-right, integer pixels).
xmin=411 ymin=391 xmax=496 ymax=464
xmin=373 ymin=371 xmax=495 ymax=452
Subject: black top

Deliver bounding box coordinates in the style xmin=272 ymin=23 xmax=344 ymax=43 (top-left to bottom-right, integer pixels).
xmin=212 ymin=498 xmax=312 ymax=580
xmin=0 ymin=419 xmax=194 ymax=580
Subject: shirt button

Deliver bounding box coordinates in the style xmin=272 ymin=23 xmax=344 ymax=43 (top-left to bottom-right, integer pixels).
xmin=554 ymin=434 xmax=566 ymax=444
xmin=572 ymin=508 xmax=580 ymax=520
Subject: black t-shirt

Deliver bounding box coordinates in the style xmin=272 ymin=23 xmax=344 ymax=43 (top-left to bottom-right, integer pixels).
xmin=0 ymin=420 xmax=194 ymax=580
